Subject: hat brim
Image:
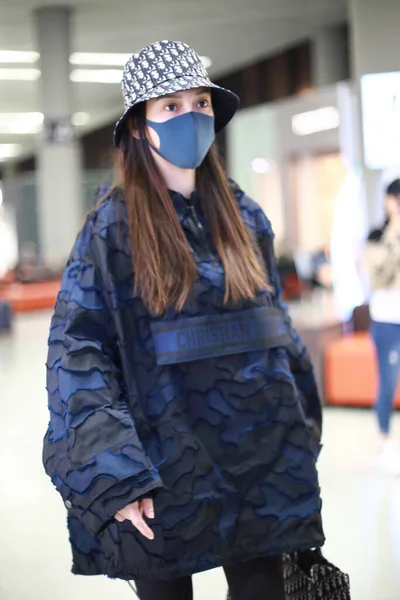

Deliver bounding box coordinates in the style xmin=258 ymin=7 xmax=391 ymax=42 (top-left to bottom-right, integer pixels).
xmin=113 ymin=75 xmax=239 ymax=147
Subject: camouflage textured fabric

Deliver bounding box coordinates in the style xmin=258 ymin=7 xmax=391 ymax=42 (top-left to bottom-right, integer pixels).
xmin=43 ymin=184 xmax=324 ymax=581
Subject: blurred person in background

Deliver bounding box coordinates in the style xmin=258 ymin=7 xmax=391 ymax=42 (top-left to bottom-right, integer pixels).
xmin=43 ymin=41 xmax=324 ymax=600
xmin=311 ymin=244 xmax=333 ymax=290
xmin=364 ymin=178 xmax=400 ymax=474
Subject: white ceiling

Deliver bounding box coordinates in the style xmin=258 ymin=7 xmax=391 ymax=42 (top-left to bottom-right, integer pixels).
xmin=0 ymin=0 xmax=347 ymax=160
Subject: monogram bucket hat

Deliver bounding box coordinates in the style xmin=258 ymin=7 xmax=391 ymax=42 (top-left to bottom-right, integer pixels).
xmin=113 ymin=40 xmax=240 ymax=147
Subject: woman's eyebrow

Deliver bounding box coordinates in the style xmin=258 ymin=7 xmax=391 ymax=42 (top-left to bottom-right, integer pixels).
xmin=157 ymin=89 xmax=211 ymax=101
xmin=158 ymin=93 xmax=182 ymax=100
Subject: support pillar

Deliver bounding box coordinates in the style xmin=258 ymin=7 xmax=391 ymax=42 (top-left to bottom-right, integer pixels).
xmin=34 ymin=6 xmax=83 ymax=268
xmin=312 ymin=25 xmax=348 ymax=89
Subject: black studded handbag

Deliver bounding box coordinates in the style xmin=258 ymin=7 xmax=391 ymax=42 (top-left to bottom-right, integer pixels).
xmin=282 ymin=549 xmax=351 ymax=600
xmin=227 ymin=550 xmax=351 ymax=600
xmin=128 ymin=550 xmax=351 ymax=599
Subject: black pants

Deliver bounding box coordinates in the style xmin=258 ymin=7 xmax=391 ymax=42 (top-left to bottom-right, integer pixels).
xmin=135 ymin=556 xmax=285 ymax=600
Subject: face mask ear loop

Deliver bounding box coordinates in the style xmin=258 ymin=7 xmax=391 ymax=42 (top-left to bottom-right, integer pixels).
xmin=147 ymin=141 xmax=164 ymax=159
xmin=144 ymin=119 xmax=165 ymax=159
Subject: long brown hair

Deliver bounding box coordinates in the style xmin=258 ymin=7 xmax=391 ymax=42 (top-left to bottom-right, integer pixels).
xmin=113 ymin=103 xmax=268 ymax=315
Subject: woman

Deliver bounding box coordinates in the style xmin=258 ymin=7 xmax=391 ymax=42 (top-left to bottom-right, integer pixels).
xmin=43 ymin=40 xmax=324 ymax=600
xmin=364 ymin=178 xmax=400 ymax=474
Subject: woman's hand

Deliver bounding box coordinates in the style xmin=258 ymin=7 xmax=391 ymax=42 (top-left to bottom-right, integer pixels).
xmin=114 ymin=498 xmax=155 ymax=540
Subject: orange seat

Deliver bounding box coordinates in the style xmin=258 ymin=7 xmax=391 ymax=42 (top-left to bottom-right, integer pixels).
xmin=325 ymin=332 xmax=400 ymax=407
xmin=0 ymin=280 xmax=61 ymax=313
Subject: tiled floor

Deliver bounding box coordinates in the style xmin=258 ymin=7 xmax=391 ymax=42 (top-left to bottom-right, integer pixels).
xmin=1 ymin=311 xmax=400 ymax=600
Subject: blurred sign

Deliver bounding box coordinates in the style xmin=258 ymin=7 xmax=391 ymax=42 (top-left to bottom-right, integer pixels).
xmin=41 ymin=118 xmax=76 ymax=144
xmin=361 ymin=71 xmax=400 ymax=169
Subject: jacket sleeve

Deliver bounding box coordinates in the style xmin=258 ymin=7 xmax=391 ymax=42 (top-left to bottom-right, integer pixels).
xmin=256 ymin=213 xmax=322 ymax=455
xmin=43 ymin=220 xmax=163 ymax=536
xmin=363 ymin=230 xmax=400 ymax=289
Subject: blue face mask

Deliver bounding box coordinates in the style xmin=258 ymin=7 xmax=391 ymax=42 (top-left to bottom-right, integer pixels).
xmin=146 ymin=111 xmax=215 ymax=170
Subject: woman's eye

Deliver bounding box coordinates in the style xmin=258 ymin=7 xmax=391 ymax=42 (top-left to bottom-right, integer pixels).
xmin=165 ymin=104 xmax=177 ymax=112
xmin=197 ymin=99 xmax=209 ymax=109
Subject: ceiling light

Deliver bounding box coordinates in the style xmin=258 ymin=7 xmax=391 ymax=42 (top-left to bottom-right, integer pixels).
xmin=0 ymin=50 xmax=211 ymax=70
xmin=0 ymin=51 xmax=40 ymax=64
xmin=292 ymin=107 xmax=340 ymax=136
xmin=0 ymin=112 xmax=91 ymax=134
xmin=0 ymin=68 xmax=41 ymax=81
xmin=201 ymin=56 xmax=212 ymax=69
xmin=70 ymin=52 xmax=212 ymax=69
xmin=0 ymin=113 xmax=44 ymax=135
xmin=252 ymin=158 xmax=271 ymax=174
xmin=70 ymin=69 xmax=122 ymax=84
xmin=71 ymin=112 xmax=90 ymax=127
xmin=0 ymin=144 xmax=22 ymax=160
xmin=70 ymin=52 xmax=130 ymax=66
xmin=8 ymin=122 xmax=42 ymax=135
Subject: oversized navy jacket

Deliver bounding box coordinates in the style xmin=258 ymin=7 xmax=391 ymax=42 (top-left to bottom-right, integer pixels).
xmin=43 ymin=183 xmax=324 ymax=581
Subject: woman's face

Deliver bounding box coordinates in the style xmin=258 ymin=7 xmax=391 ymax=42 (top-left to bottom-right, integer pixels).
xmin=385 ymin=194 xmax=400 ymax=220
xmin=145 ymin=87 xmax=213 ymax=148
